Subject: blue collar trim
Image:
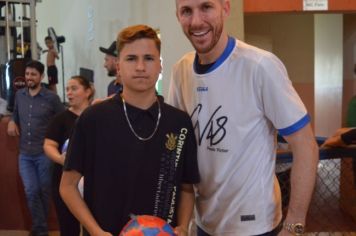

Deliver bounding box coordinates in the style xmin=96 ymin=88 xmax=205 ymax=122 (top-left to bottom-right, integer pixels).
xmin=194 ymin=36 xmax=236 ymax=74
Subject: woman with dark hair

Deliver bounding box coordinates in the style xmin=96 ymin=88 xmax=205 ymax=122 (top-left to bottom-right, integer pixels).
xmin=44 ymin=75 xmax=94 ymax=236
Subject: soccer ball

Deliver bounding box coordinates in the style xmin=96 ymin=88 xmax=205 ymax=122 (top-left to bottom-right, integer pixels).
xmin=119 ymin=215 xmax=175 ymax=236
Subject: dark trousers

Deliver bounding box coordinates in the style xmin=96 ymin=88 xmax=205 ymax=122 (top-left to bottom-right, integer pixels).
xmin=52 ymin=164 xmax=81 ymax=236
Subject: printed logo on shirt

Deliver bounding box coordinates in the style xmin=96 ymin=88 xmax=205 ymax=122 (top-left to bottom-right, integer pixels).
xmin=191 ymin=104 xmax=228 ymax=146
xmin=241 ymin=215 xmax=256 ymax=222
xmin=154 ymin=128 xmax=188 ymax=224
xmin=165 ymin=133 xmax=177 ymax=151
xmin=197 ymin=86 xmax=208 ymax=92
xmin=175 ymin=128 xmax=187 ymax=167
xmin=164 ymin=129 xmax=188 ymax=166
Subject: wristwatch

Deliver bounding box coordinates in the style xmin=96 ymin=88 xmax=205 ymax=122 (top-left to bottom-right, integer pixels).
xmin=283 ymin=222 xmax=305 ymax=235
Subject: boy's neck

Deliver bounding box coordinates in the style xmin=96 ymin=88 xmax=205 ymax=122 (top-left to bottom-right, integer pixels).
xmin=121 ymin=90 xmax=157 ymax=110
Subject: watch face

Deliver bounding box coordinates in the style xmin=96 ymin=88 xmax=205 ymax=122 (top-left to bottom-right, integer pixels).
xmin=294 ymin=224 xmax=305 ymax=234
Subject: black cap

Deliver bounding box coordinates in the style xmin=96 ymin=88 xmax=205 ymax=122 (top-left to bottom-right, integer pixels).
xmin=99 ymin=41 xmax=117 ymax=57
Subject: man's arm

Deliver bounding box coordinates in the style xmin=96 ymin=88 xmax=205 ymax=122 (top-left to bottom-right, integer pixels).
xmin=175 ymin=184 xmax=195 ymax=236
xmin=321 ymin=127 xmax=353 ymax=148
xmin=60 ymin=170 xmax=112 ymax=236
xmin=281 ymin=123 xmax=319 ymax=234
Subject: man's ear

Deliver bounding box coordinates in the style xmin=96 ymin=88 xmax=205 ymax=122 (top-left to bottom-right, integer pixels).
xmin=116 ymin=61 xmax=120 ymax=75
xmin=222 ymin=0 xmax=231 ymax=18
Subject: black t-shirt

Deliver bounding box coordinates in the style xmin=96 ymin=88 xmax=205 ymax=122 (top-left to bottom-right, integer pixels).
xmin=46 ymin=109 xmax=78 ymax=151
xmin=46 ymin=109 xmax=78 ymax=184
xmin=64 ymin=94 xmax=200 ymax=235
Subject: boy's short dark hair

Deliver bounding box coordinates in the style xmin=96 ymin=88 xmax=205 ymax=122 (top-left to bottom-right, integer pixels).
xmin=26 ymin=60 xmax=45 ymax=75
xmin=45 ymin=36 xmax=53 ymax=41
xmin=116 ymin=25 xmax=161 ymax=56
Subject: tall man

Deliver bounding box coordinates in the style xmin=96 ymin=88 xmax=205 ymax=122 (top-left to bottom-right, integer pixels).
xmin=168 ymin=0 xmax=319 ymax=235
xmin=7 ymin=60 xmax=64 ymax=236
xmin=99 ymin=41 xmax=123 ymax=96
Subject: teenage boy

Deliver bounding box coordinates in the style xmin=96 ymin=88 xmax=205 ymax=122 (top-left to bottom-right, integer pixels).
xmin=60 ymin=25 xmax=199 ymax=236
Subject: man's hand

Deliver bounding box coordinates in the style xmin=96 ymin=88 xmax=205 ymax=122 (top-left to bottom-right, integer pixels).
xmin=7 ymin=120 xmax=19 ymax=136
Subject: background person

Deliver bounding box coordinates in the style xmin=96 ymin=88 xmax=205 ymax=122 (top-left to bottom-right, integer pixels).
xmin=44 ymin=36 xmax=59 ymax=93
xmin=99 ymin=41 xmax=123 ymax=96
xmin=7 ymin=60 xmax=64 ymax=236
xmin=44 ymin=75 xmax=94 ymax=236
xmin=168 ymin=0 xmax=319 ymax=235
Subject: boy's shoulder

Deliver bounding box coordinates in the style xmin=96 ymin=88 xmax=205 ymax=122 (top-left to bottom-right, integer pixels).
xmin=162 ymin=102 xmax=190 ymax=121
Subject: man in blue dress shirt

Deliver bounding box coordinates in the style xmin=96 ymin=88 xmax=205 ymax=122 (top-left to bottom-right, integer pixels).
xmin=7 ymin=60 xmax=64 ymax=236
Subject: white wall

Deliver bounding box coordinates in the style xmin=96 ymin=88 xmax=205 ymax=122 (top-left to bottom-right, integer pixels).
xmin=35 ymin=0 xmax=193 ymax=99
xmin=226 ymin=0 xmax=244 ymax=40
xmin=245 ymin=14 xmax=314 ymax=84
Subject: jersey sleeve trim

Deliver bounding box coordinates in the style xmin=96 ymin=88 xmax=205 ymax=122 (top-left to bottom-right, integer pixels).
xmin=278 ymin=114 xmax=310 ymax=136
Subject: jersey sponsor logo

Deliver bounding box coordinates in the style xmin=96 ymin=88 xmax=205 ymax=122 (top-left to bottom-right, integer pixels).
xmin=197 ymin=86 xmax=208 ymax=92
xmin=240 ymin=215 xmax=256 ymax=222
xmin=191 ymin=104 xmax=227 ymax=146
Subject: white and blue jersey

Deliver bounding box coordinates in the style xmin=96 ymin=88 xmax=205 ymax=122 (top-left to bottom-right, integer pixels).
xmin=168 ymin=38 xmax=309 ymax=236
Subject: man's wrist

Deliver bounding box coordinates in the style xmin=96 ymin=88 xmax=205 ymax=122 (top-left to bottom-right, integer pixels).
xmin=283 ymin=222 xmax=305 ymax=235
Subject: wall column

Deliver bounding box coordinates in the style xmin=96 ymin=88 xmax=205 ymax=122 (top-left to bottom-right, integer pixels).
xmin=314 ymin=14 xmax=343 ymax=136
xmin=226 ymin=0 xmax=244 ymax=40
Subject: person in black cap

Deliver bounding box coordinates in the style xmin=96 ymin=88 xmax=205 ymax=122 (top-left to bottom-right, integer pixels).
xmin=99 ymin=41 xmax=123 ymax=96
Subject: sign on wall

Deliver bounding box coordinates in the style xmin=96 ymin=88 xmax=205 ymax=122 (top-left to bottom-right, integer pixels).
xmin=303 ymin=0 xmax=328 ymax=11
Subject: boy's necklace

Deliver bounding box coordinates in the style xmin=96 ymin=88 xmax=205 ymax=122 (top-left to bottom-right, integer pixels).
xmin=121 ymin=95 xmax=161 ymax=141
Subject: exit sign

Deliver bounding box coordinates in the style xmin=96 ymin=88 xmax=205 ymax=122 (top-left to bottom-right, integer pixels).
xmin=303 ymin=0 xmax=328 ymax=11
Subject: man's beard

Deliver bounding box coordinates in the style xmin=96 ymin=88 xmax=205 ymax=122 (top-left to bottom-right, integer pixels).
xmin=26 ymin=80 xmax=40 ymax=90
xmin=108 ymin=70 xmax=116 ymax=77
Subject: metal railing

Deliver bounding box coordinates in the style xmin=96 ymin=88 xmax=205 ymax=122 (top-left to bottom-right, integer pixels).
xmin=277 ymin=145 xmax=356 ymax=235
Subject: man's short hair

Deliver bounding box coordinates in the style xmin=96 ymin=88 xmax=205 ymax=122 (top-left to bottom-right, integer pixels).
xmin=45 ymin=36 xmax=53 ymax=41
xmin=26 ymin=60 xmax=45 ymax=75
xmin=116 ymin=25 xmax=161 ymax=56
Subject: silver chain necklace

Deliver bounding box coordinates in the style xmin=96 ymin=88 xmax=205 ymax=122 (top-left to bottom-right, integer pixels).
xmin=121 ymin=96 xmax=161 ymax=141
